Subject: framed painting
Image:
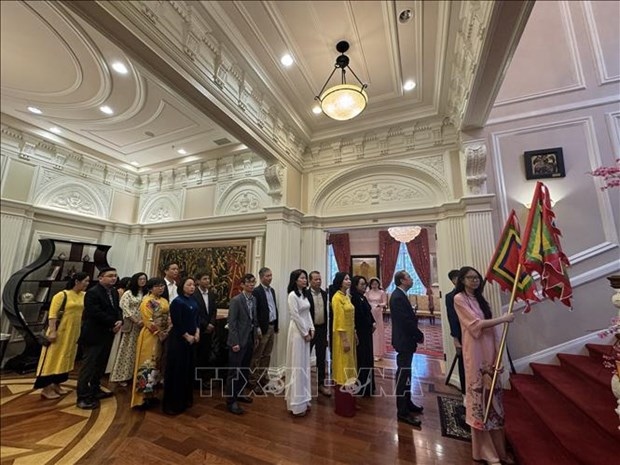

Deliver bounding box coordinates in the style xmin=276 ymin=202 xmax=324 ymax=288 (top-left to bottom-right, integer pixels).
xmin=350 ymin=255 xmax=380 ymax=280
xmin=152 ymin=239 xmax=252 ymax=308
xmin=524 ymin=147 xmax=566 ymax=180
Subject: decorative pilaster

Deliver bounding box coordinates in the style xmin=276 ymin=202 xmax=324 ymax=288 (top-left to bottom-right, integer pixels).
xmin=300 ymin=217 xmax=327 ymax=276
xmin=264 ymin=164 xmax=285 ymax=205
xmin=262 ymin=206 xmax=303 ymax=377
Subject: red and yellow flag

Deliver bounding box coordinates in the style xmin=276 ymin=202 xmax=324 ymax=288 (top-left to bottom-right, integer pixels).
xmin=486 ymin=209 xmax=539 ymax=311
xmin=520 ymin=182 xmax=572 ymax=307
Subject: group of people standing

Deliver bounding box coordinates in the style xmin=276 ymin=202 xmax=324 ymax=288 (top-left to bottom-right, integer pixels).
xmin=34 ymin=262 xmax=215 ymax=416
xmin=33 ymin=257 xmax=515 ymax=464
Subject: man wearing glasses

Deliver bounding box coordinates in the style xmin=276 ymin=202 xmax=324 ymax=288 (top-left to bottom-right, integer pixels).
xmin=76 ymin=267 xmax=123 ymax=409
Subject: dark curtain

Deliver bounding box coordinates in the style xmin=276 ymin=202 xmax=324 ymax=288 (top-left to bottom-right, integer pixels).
xmin=328 ymin=233 xmax=351 ymax=272
xmin=379 ymin=231 xmax=400 ymax=289
xmin=406 ymin=228 xmax=434 ymax=311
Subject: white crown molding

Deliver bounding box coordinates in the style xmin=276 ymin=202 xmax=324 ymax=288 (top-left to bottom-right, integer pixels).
xmin=446 ymin=0 xmax=494 ymax=129
xmin=304 ymin=116 xmax=457 ymax=169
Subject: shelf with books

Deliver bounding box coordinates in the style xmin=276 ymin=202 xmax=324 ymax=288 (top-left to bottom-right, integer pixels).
xmin=1 ymin=238 xmax=111 ymax=374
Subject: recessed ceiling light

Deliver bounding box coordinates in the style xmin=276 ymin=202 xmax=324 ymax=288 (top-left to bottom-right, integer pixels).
xmin=111 ymin=62 xmax=128 ymax=74
xmin=403 ymin=80 xmax=416 ymax=91
xmin=28 ymin=106 xmax=42 ymax=114
xmin=100 ymin=105 xmax=114 ymax=115
xmin=312 ymin=105 xmax=322 ymax=115
xmin=177 ymin=148 xmax=187 ymax=155
xmin=49 ymin=127 xmax=61 ymax=134
xmin=280 ymin=54 xmax=294 ymax=67
xmin=399 ymin=9 xmax=414 ymax=24
xmin=130 ymin=161 xmax=140 ymax=166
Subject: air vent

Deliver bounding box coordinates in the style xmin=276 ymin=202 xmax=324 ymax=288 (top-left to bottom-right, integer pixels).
xmin=213 ymin=138 xmax=231 ymax=146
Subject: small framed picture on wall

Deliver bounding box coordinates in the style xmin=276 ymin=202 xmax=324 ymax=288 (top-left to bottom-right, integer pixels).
xmin=524 ymin=147 xmax=566 ymax=180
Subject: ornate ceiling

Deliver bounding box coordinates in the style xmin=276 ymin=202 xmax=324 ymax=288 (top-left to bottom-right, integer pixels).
xmin=1 ymin=1 xmax=533 ymax=172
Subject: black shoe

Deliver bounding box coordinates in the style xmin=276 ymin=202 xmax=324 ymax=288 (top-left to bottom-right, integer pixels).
xmin=93 ymin=389 xmax=114 ymax=400
xmin=237 ymin=395 xmax=253 ymax=404
xmin=397 ymin=414 xmax=421 ymax=427
xmin=76 ymin=399 xmax=100 ymax=410
xmin=227 ymin=402 xmax=244 ymax=415
xmin=408 ymin=402 xmax=424 ymax=414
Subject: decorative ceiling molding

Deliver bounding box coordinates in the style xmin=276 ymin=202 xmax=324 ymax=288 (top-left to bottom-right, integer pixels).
xmin=446 ymin=1 xmax=494 ymax=130
xmin=63 ymin=0 xmax=308 ymax=171
xmin=1 ymin=121 xmax=268 ymax=195
xmin=304 ymin=116 xmax=457 ymax=169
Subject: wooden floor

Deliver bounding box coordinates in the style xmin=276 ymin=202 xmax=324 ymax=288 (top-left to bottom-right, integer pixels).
xmin=1 ymin=355 xmax=478 ymax=465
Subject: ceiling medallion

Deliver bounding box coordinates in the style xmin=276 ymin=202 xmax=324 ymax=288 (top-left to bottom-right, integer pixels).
xmin=315 ymin=41 xmax=368 ymax=121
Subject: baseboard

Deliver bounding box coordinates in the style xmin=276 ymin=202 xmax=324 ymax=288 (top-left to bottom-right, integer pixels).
xmin=513 ymin=332 xmax=615 ymax=374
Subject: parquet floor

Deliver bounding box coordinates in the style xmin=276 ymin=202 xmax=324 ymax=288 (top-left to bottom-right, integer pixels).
xmin=1 ymin=355 xmax=478 ymax=465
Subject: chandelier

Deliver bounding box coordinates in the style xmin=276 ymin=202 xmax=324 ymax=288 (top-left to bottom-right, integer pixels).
xmin=315 ymin=41 xmax=368 ymax=121
xmin=388 ymin=226 xmax=422 ymax=243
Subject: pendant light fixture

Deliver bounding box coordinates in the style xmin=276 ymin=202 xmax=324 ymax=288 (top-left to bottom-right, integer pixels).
xmin=315 ymin=41 xmax=368 ymax=121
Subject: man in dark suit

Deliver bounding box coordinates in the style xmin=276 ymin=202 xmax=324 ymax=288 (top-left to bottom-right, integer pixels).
xmin=193 ymin=271 xmax=218 ymax=385
xmin=76 ymin=267 xmax=122 ymax=409
xmin=308 ymin=270 xmax=332 ymax=396
xmin=248 ymin=267 xmax=278 ymax=391
xmin=390 ymin=269 xmax=425 ymax=427
xmin=161 ymin=261 xmax=179 ymax=302
xmin=226 ymin=273 xmax=260 ymax=415
xmin=445 ymin=268 xmax=466 ymax=394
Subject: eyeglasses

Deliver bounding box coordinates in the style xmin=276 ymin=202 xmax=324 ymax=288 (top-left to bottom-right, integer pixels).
xmin=465 ymin=276 xmax=480 ymax=281
xmin=102 ymin=274 xmax=118 ymax=278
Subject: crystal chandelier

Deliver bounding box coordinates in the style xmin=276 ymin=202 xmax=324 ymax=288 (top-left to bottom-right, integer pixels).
xmin=315 ymin=41 xmax=368 ymax=121
xmin=388 ymin=226 xmax=422 ymax=243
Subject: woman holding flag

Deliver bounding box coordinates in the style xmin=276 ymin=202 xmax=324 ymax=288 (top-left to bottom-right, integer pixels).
xmin=454 ymin=266 xmax=516 ymax=465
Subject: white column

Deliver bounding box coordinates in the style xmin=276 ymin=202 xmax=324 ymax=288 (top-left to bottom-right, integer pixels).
xmin=300 ymin=216 xmax=327 ymax=276
xmin=262 ymin=206 xmax=303 ymax=377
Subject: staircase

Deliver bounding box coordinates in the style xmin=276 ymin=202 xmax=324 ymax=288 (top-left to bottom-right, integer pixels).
xmin=505 ymin=343 xmax=619 ymax=465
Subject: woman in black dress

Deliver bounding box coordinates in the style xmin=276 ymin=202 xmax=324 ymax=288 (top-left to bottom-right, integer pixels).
xmin=162 ymin=276 xmax=200 ymax=415
xmin=350 ymin=275 xmax=376 ymax=397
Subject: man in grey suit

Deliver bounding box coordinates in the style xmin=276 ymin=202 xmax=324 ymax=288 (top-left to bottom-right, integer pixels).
xmin=226 ymin=273 xmax=261 ymax=415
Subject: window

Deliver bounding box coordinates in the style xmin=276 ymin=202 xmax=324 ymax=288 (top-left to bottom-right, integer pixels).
xmin=386 ymin=243 xmax=426 ymax=295
xmin=327 ymin=243 xmax=425 ymax=296
xmin=326 ymin=244 xmax=339 ymax=288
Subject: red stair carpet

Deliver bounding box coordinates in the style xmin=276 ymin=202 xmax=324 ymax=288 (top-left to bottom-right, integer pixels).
xmin=505 ymin=343 xmax=619 ymax=465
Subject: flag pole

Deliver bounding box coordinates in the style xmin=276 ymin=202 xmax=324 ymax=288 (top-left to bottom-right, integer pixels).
xmin=483 ymin=262 xmax=521 ymax=424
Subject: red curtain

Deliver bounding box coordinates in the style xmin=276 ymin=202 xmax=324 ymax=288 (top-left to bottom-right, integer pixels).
xmin=406 ymin=228 xmax=434 ymax=311
xmin=379 ymin=231 xmax=400 ymax=289
xmin=328 ymin=233 xmax=351 ymax=272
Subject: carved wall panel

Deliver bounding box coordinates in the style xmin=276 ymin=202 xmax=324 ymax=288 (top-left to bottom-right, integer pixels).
xmin=139 ymin=191 xmax=184 ymax=224
xmin=33 ymin=168 xmax=111 ymax=218
xmin=215 ymin=179 xmax=269 ymax=216
xmin=311 ymin=163 xmax=449 ymax=217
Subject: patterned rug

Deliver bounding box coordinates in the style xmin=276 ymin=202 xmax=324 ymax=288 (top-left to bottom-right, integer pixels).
xmin=384 ymin=315 xmax=444 ymax=358
xmin=437 ymin=396 xmax=471 ymax=442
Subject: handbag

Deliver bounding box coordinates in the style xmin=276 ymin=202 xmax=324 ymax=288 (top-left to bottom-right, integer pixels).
xmin=38 ymin=291 xmax=68 ymax=347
